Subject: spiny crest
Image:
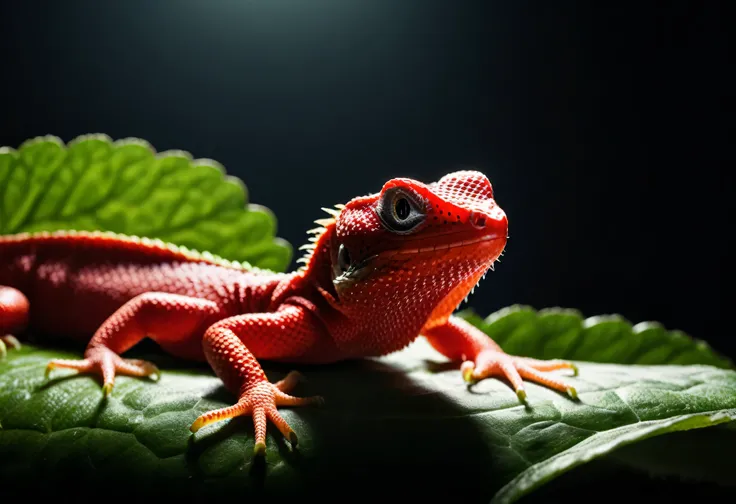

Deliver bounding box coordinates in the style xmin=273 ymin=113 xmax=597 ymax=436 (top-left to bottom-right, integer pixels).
xmin=296 ymin=203 xmax=345 ymax=271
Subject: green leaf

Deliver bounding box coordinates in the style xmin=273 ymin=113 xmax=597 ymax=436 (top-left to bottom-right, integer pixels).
xmin=458 ymin=305 xmax=733 ymax=368
xmin=0 ymin=134 xmax=292 ymax=272
xmin=1 ymin=338 xmax=734 ymax=502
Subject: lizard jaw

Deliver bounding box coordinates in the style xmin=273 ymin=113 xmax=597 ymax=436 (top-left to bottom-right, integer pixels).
xmin=332 ymin=235 xmax=505 ymax=302
xmin=382 ymin=234 xmax=504 ymax=259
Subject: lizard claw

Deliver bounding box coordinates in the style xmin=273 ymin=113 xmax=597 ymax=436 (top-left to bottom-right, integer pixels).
xmin=45 ymin=346 xmax=160 ymax=395
xmin=463 ymin=350 xmax=578 ymax=401
xmin=0 ymin=334 xmax=22 ymax=359
xmin=190 ymin=373 xmax=323 ymax=456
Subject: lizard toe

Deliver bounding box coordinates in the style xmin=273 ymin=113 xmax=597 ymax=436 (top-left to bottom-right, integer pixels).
xmin=190 ymin=378 xmax=320 ymax=456
xmin=466 ymin=349 xmax=578 ymax=401
xmin=45 ymin=346 xmax=160 ymax=395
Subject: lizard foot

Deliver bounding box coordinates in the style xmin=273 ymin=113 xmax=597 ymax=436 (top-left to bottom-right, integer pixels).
xmin=190 ymin=370 xmax=323 ymax=456
xmin=45 ymin=346 xmax=160 ymax=396
xmin=0 ymin=335 xmax=22 ymax=359
xmin=462 ymin=350 xmax=578 ymax=402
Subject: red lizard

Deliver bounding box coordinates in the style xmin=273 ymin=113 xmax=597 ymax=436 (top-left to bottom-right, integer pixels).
xmin=0 ymin=170 xmax=577 ymax=455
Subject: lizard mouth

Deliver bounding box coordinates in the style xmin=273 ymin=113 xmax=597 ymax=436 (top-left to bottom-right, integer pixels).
xmin=382 ymin=233 xmax=504 ymax=258
xmin=333 ymin=234 xmax=506 ymax=290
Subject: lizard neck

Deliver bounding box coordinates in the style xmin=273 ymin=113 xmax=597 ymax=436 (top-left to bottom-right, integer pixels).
xmin=278 ymin=223 xmax=453 ymax=359
xmin=268 ymin=221 xmax=339 ymax=313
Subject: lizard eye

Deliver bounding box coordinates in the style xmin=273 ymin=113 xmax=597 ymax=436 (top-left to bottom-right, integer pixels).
xmin=337 ymin=243 xmax=351 ymax=273
xmin=376 ymin=187 xmax=426 ymax=234
xmin=395 ymin=197 xmax=411 ymax=220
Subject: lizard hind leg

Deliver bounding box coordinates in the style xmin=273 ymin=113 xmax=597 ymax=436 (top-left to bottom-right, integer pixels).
xmin=0 ymin=286 xmax=29 ymax=358
xmin=45 ymin=348 xmax=162 ymax=396
xmin=191 ymin=307 xmax=324 ymax=456
xmin=45 ymin=292 xmax=220 ymax=394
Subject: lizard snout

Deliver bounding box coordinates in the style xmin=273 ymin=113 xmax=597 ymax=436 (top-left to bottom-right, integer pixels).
xmin=469 ymin=206 xmax=507 ymax=238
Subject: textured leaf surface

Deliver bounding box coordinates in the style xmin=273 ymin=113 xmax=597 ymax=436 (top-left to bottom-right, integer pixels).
xmin=1 ymin=338 xmax=734 ymax=502
xmin=458 ymin=305 xmax=732 ymax=368
xmin=0 ymin=134 xmax=292 ymax=271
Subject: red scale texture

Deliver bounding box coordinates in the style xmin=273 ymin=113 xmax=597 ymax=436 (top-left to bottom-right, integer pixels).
xmin=0 ymin=171 xmax=577 ymax=454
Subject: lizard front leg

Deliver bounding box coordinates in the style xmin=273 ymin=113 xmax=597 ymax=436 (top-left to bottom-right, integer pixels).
xmin=45 ymin=292 xmax=220 ymax=394
xmin=190 ymin=303 xmax=324 ymax=456
xmin=423 ymin=315 xmax=578 ymax=401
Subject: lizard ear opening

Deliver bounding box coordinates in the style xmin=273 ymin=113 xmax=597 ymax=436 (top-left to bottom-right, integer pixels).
xmin=331 ymin=242 xmax=352 ymax=283
xmin=337 ymin=244 xmax=351 ymax=273
xmin=331 ymin=241 xmax=375 ymax=292
xmin=375 ymin=187 xmax=426 ymax=234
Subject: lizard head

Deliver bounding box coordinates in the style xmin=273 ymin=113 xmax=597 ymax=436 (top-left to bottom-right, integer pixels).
xmin=322 ymin=170 xmax=507 ymax=329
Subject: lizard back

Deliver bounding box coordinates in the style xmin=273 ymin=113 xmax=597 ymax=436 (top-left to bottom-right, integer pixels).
xmin=0 ymin=231 xmax=285 ymax=346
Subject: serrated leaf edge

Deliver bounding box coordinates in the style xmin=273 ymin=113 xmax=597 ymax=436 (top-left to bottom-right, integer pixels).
xmin=1 ymin=134 xmax=294 ymax=271
xmin=459 ymin=305 xmax=733 ymax=369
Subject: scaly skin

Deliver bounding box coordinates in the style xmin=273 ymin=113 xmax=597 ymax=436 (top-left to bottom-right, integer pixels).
xmin=0 ymin=170 xmax=577 ymax=455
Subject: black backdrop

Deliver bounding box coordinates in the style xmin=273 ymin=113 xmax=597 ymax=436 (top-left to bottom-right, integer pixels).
xmin=1 ymin=1 xmax=730 ymax=359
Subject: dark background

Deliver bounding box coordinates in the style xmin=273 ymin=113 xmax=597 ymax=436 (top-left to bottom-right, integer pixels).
xmin=1 ymin=0 xmax=730 ymax=363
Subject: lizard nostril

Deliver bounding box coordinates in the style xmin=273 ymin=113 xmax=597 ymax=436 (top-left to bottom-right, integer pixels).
xmin=470 ymin=211 xmax=486 ymax=229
